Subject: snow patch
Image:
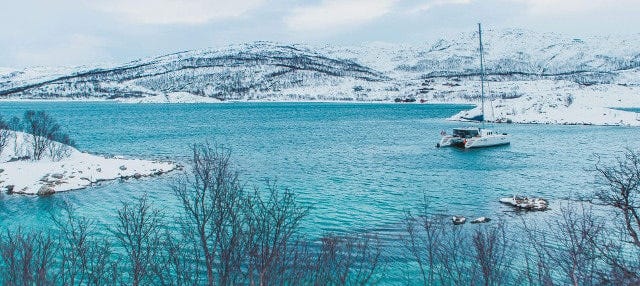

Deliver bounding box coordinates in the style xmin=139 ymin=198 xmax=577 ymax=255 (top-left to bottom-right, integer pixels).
xmin=0 ymin=131 xmax=178 ymax=195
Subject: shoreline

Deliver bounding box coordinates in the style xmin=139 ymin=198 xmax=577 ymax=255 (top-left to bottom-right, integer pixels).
xmin=2 ymin=97 xmax=639 ymax=127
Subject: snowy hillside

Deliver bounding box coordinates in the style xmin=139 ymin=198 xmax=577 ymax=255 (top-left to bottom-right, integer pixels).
xmin=2 ymin=30 xmax=640 ymax=124
xmin=0 ymin=42 xmax=392 ymax=102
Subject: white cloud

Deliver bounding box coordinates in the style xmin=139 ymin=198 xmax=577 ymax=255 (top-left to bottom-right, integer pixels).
xmin=93 ymin=0 xmax=265 ymax=25
xmin=285 ymin=0 xmax=396 ymax=32
xmin=407 ymin=0 xmax=471 ymax=14
xmin=14 ymin=34 xmax=111 ymax=67
xmin=514 ymin=0 xmax=631 ymax=15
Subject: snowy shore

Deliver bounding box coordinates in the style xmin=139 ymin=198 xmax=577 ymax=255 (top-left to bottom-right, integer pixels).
xmin=0 ymin=131 xmax=178 ymax=195
xmin=3 ymin=79 xmax=640 ymax=126
xmin=447 ymin=80 xmax=640 ymax=126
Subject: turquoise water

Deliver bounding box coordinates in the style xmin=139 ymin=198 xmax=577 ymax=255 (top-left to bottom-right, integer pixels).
xmin=0 ymin=102 xmax=637 ymax=281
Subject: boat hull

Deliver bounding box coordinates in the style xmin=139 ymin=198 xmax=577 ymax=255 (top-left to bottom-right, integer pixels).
xmin=464 ymin=134 xmax=510 ymax=148
xmin=437 ymin=136 xmax=464 ymax=148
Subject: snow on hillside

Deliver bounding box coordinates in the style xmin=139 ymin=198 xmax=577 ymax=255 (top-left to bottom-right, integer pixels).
xmin=0 ymin=131 xmax=178 ymax=195
xmin=450 ymin=79 xmax=640 ymax=125
xmin=1 ymin=29 xmax=640 ymax=125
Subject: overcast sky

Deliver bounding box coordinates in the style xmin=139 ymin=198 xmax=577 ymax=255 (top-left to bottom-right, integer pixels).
xmin=2 ymin=0 xmax=639 ymax=68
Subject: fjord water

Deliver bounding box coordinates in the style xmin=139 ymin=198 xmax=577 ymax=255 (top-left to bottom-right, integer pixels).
xmin=0 ymin=102 xmax=637 ymax=280
xmin=0 ymin=101 xmax=635 ymax=229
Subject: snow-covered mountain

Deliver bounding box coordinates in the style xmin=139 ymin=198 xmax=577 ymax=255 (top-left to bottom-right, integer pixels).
xmin=0 ymin=42 xmax=393 ymax=102
xmin=2 ymin=29 xmax=640 ymax=124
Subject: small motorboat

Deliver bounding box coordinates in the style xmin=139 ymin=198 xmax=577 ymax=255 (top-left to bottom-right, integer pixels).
xmin=499 ymin=195 xmax=548 ymax=211
xmin=452 ymin=215 xmax=467 ymax=225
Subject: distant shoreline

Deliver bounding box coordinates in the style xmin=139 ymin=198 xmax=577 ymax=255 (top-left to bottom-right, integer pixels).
xmin=1 ymin=98 xmax=639 ymax=126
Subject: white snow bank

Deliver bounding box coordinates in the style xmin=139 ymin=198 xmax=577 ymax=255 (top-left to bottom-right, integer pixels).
xmin=446 ymin=79 xmax=640 ymax=126
xmin=0 ymin=131 xmax=178 ymax=195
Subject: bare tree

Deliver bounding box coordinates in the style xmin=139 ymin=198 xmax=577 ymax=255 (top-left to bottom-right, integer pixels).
xmin=85 ymin=238 xmax=119 ymax=286
xmin=7 ymin=116 xmax=22 ymax=157
xmin=113 ymin=194 xmax=164 ymax=286
xmin=471 ymin=221 xmax=512 ymax=286
xmin=436 ymin=223 xmax=472 ymax=285
xmin=0 ymin=228 xmax=58 ymax=285
xmin=23 ymin=110 xmax=60 ymax=160
xmin=48 ymin=132 xmax=74 ymax=161
xmin=51 ymin=201 xmax=93 ymax=285
xmin=149 ymin=229 xmax=201 ymax=286
xmin=311 ymin=233 xmax=384 ymax=285
xmin=522 ymin=202 xmax=606 ymax=286
xmin=595 ymin=150 xmax=640 ymax=248
xmin=0 ymin=115 xmax=9 ymax=156
xmin=400 ymin=196 xmax=445 ymax=285
xmin=173 ymin=143 xmax=247 ymax=286
xmin=0 ymin=129 xmax=9 ymax=157
xmin=245 ymin=182 xmax=309 ymax=285
xmin=594 ymin=149 xmax=640 ymax=283
xmin=22 ymin=110 xmax=74 ymax=161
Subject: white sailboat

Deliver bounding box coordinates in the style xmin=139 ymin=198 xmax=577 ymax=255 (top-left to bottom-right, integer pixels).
xmin=437 ymin=23 xmax=510 ymax=149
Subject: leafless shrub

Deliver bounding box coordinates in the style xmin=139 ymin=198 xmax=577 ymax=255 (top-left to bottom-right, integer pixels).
xmin=8 ymin=116 xmax=21 ymax=156
xmin=48 ymin=133 xmax=74 ymax=161
xmin=159 ymin=229 xmax=205 ymax=286
xmin=85 ymin=238 xmax=119 ymax=286
xmin=400 ymin=195 xmax=513 ymax=286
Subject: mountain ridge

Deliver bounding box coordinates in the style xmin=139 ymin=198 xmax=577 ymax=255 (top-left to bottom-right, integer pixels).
xmin=2 ymin=30 xmax=640 ymax=125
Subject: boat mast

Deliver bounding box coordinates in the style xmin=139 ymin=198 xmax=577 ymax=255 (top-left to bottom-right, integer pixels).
xmin=478 ymin=23 xmax=485 ymax=128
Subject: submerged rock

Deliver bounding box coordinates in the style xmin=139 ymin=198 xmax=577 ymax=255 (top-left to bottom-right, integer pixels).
xmin=471 ymin=217 xmax=491 ymax=224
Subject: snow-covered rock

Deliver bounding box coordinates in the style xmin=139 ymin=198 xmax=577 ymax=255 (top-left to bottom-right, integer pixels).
xmin=0 ymin=131 xmax=178 ymax=195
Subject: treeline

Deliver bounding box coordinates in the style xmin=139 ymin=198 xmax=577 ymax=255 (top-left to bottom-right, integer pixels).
xmin=0 ymin=110 xmax=74 ymax=161
xmin=1 ymin=145 xmax=640 ymax=285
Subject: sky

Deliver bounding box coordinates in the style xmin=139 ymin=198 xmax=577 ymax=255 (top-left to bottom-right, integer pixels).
xmin=1 ymin=0 xmax=639 ymax=68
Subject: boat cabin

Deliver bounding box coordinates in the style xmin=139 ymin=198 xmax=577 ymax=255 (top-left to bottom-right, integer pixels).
xmin=452 ymin=128 xmax=479 ymax=138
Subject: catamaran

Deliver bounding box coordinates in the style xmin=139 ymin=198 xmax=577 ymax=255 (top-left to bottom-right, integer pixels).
xmin=437 ymin=23 xmax=510 ymax=149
